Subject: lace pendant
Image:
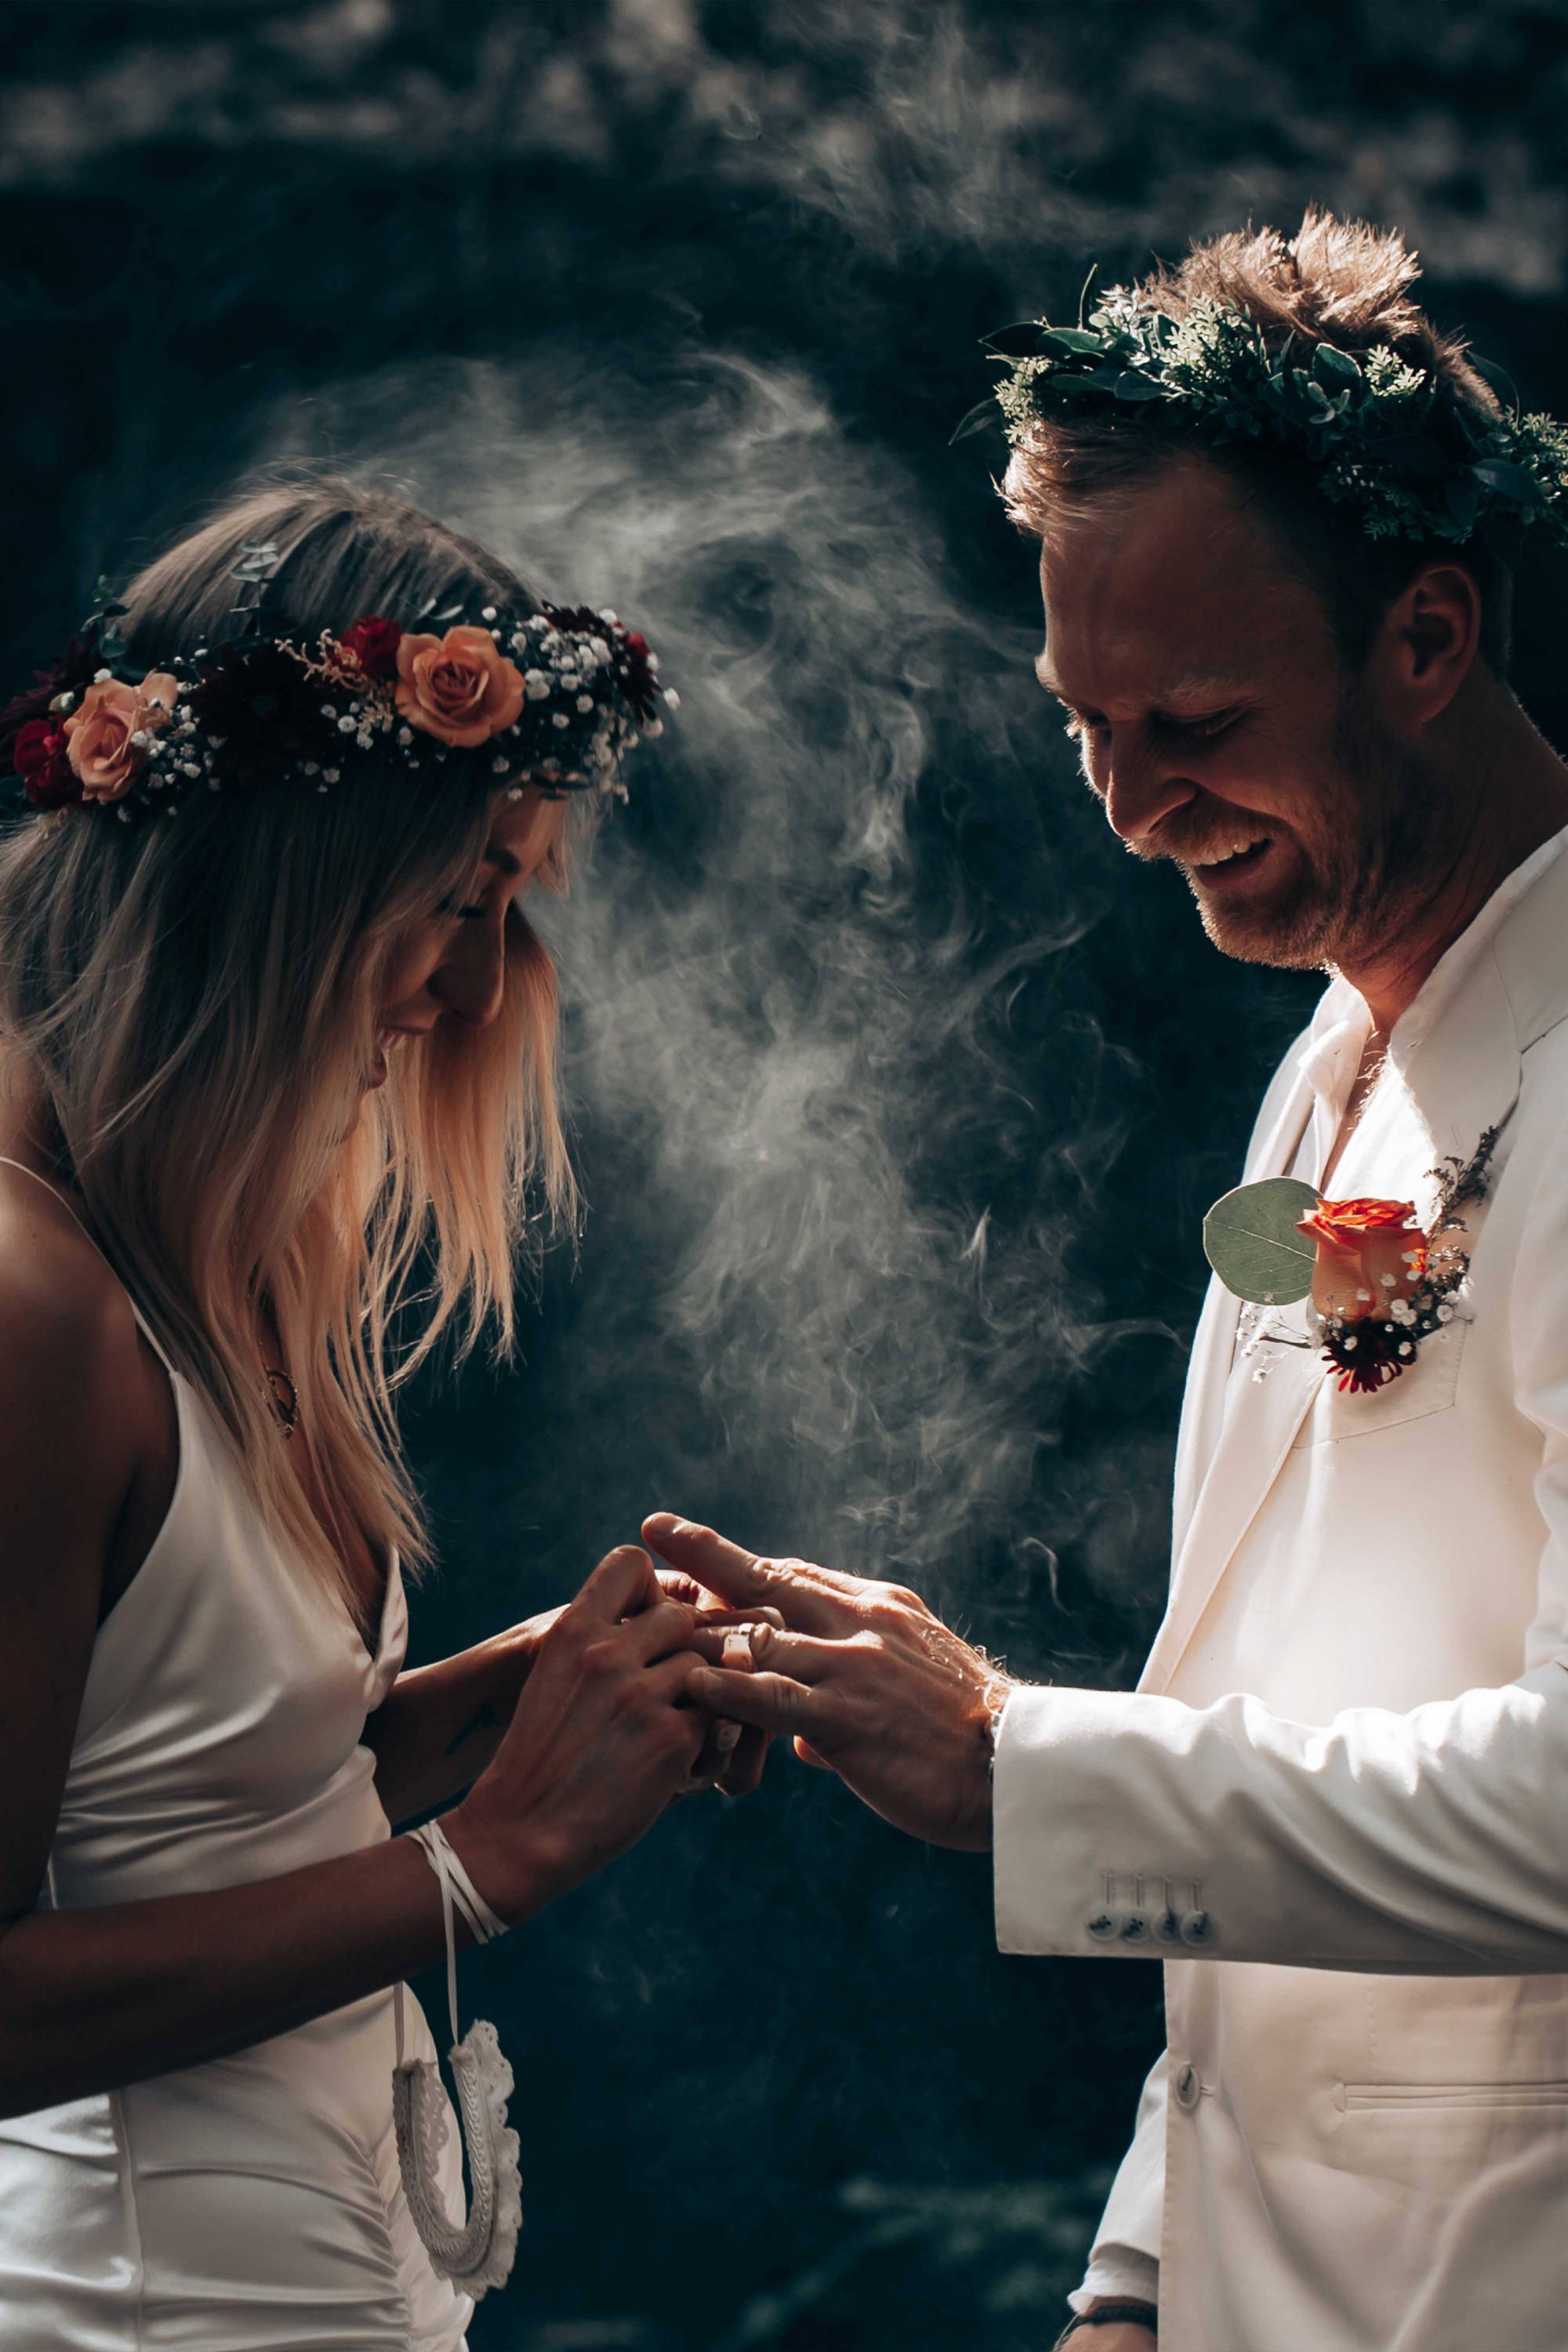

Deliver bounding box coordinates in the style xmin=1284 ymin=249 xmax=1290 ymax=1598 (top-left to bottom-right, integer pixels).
xmin=393 ymin=2007 xmax=522 ymax=2298
xmin=393 ymin=1820 xmax=522 ymax=2300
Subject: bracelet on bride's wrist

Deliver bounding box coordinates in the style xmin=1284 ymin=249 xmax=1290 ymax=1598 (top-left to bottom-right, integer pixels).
xmin=390 ymin=1818 xmax=522 ymax=2299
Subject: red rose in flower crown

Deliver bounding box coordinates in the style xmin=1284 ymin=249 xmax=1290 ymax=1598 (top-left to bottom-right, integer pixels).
xmin=12 ymin=719 xmax=78 ymax=808
xmin=1297 ymin=1196 xmax=1428 ymax=1323
xmin=336 ymin=616 xmax=402 ymax=681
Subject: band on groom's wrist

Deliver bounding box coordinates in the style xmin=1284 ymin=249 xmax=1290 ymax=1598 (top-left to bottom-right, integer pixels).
xmin=1053 ymin=2299 xmax=1158 ymax=2343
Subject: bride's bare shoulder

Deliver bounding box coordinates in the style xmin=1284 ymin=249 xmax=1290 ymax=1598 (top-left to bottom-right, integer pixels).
xmin=0 ymin=1173 xmax=150 ymax=1465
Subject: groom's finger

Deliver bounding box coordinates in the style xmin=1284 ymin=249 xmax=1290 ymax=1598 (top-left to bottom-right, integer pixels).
xmin=688 ymin=1664 xmax=824 ymax=1740
xmin=688 ymin=1624 xmax=838 ymax=1682
xmin=642 ymin=1515 xmax=855 ymax=1635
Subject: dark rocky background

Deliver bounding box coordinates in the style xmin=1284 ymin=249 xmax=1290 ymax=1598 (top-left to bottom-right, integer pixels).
xmin=5 ymin=5 xmax=1568 ymax=2343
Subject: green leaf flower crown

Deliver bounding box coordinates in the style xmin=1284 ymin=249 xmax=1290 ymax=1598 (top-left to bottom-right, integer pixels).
xmin=973 ymin=287 xmax=1568 ymax=551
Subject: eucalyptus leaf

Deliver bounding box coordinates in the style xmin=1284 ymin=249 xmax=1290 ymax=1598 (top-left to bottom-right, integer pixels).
xmin=1035 ymin=326 xmax=1106 ymax=357
xmin=1472 ymin=456 xmax=1545 ymax=510
xmin=1444 ymin=471 xmax=1482 ymax=530
xmin=1112 ymin=371 xmax=1166 ymax=402
xmin=980 ymin=323 xmax=1049 ymax=358
xmin=949 ymin=397 xmax=1003 ymax=446
xmin=1202 ymin=1177 xmax=1320 ymax=1305
xmin=1312 ymin=343 xmax=1363 ymax=392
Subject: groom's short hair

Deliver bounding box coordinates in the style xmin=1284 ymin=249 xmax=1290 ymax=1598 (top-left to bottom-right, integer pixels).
xmin=1003 ymin=208 xmax=1517 ymax=673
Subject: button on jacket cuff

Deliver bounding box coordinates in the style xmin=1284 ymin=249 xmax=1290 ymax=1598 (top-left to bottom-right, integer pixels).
xmin=993 ymin=1660 xmax=1568 ymax=1973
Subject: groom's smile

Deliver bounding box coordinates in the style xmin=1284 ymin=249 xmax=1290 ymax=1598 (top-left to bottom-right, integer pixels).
xmin=1032 ymin=449 xmax=1466 ymax=982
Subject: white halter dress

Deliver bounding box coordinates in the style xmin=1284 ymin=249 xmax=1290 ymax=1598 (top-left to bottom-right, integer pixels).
xmin=0 ymin=1163 xmax=473 ymax=2350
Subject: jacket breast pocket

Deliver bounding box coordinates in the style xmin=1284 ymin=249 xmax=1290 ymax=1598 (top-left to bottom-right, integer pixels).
xmin=1290 ymin=1313 xmax=1469 ymax=1447
xmin=1338 ymin=2077 xmax=1568 ymax=2111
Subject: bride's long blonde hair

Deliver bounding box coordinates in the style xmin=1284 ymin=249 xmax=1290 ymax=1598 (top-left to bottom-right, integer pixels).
xmin=0 ymin=478 xmax=586 ymax=1616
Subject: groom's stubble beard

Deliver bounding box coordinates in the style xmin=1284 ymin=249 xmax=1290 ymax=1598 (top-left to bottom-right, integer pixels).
xmin=1149 ymin=673 xmax=1454 ymax=977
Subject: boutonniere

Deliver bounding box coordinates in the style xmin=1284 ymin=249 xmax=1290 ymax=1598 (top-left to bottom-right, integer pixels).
xmin=1203 ymin=1123 xmax=1506 ymax=1394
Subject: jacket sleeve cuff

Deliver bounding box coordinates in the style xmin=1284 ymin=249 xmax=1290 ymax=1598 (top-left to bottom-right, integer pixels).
xmin=993 ymin=1682 xmax=1182 ymax=1958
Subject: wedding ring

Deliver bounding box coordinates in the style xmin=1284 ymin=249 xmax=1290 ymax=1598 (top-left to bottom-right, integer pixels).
xmin=720 ymin=1631 xmax=755 ymax=1671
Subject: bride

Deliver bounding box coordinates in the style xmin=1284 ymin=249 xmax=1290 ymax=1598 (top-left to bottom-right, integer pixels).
xmin=0 ymin=478 xmax=731 ymax=2349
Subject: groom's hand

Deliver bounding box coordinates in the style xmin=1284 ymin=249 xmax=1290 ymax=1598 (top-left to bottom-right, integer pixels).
xmin=641 ymin=1514 xmax=1011 ymax=1851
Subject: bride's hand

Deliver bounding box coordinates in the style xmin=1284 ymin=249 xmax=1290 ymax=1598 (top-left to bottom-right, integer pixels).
xmin=445 ymin=1545 xmax=706 ymax=1921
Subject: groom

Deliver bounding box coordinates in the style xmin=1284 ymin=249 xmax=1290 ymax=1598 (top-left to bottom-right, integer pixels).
xmin=648 ymin=210 xmax=1568 ymax=2352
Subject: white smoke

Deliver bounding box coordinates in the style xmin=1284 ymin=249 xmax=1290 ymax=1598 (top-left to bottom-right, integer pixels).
xmin=266 ymin=346 xmax=1171 ymax=1639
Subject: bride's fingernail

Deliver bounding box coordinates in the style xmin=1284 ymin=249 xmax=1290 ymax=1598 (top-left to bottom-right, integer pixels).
xmin=715 ymin=1720 xmax=742 ymax=1751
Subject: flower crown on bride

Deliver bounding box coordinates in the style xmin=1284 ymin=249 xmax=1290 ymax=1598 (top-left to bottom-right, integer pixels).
xmin=0 ymin=546 xmax=676 ymax=822
xmin=971 ymin=287 xmax=1568 ymax=552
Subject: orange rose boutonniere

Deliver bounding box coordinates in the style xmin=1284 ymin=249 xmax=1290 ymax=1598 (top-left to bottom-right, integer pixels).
xmin=1297 ymin=1197 xmax=1426 ymax=1322
xmin=1203 ymin=1124 xmax=1508 ymax=1396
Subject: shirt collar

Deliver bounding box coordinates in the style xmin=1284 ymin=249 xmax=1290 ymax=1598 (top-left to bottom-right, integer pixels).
xmin=1294 ymin=819 xmax=1568 ymax=1154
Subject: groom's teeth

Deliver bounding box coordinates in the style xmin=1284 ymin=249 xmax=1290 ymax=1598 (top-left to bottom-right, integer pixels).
xmin=1192 ymin=837 xmax=1267 ymax=868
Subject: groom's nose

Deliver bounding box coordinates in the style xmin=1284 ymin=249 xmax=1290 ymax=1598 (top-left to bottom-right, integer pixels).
xmin=1094 ymin=731 xmax=1203 ymax=847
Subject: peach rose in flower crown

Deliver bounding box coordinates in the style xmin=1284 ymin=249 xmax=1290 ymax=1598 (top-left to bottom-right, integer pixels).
xmin=1297 ymin=1196 xmax=1428 ymax=1323
xmin=64 ymin=671 xmax=181 ymax=802
xmin=394 ymin=626 xmax=524 ymax=749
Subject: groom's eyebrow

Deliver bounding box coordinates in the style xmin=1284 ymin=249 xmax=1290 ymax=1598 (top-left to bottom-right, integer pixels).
xmin=1035 ymin=659 xmax=1251 ymax=710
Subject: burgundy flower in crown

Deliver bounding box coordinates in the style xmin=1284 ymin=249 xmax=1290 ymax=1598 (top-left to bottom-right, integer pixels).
xmin=336 ymin=615 xmax=403 ymax=681
xmin=1 ymin=585 xmax=676 ymax=824
xmin=0 ymin=631 xmax=102 ymax=808
xmin=11 ymin=720 xmax=76 ymax=808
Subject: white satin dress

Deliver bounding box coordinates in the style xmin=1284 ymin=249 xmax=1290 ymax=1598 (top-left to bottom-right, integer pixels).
xmin=0 ymin=1166 xmax=473 ymax=2350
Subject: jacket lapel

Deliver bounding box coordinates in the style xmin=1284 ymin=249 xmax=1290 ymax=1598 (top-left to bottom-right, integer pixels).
xmin=1142 ymin=1061 xmax=1319 ymax=1693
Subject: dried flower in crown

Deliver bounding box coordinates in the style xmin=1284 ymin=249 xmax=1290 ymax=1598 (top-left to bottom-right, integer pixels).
xmin=0 ymin=577 xmax=677 ymax=824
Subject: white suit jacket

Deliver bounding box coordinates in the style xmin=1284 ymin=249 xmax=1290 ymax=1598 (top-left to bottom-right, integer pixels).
xmin=993 ymin=829 xmax=1568 ymax=2352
